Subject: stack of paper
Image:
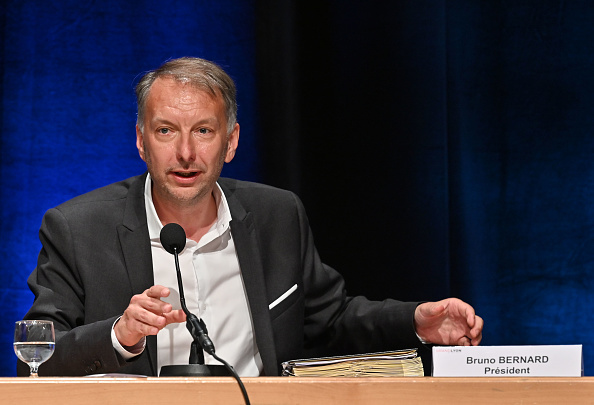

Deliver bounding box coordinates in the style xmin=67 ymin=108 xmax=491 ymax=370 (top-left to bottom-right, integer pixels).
xmin=282 ymin=349 xmax=423 ymax=377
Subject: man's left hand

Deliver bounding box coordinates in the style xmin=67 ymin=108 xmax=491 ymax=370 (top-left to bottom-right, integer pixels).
xmin=414 ymin=298 xmax=483 ymax=346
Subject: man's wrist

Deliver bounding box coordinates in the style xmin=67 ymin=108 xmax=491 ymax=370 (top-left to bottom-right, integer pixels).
xmin=415 ymin=330 xmax=432 ymax=345
xmin=111 ymin=317 xmax=145 ymax=360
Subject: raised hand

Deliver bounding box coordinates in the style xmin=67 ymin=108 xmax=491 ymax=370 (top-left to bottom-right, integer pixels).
xmin=114 ymin=285 xmax=186 ymax=347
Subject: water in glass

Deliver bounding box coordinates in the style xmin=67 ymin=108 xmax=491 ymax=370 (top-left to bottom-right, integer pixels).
xmin=14 ymin=320 xmax=55 ymax=377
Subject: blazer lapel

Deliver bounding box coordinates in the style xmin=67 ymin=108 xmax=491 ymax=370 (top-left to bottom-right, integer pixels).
xmin=224 ymin=186 xmax=278 ymax=376
xmin=117 ymin=173 xmax=158 ymax=376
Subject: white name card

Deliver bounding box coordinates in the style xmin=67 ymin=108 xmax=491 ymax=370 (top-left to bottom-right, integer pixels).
xmin=432 ymin=345 xmax=582 ymax=377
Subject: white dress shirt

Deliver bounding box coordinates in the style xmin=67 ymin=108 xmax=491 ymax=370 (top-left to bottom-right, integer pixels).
xmin=112 ymin=174 xmax=263 ymax=376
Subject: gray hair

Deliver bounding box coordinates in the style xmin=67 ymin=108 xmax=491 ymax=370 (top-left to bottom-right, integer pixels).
xmin=135 ymin=57 xmax=237 ymax=134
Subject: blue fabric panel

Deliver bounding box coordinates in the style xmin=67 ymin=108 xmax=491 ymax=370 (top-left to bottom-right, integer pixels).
xmin=447 ymin=1 xmax=594 ymax=361
xmin=1 ymin=0 xmax=258 ymax=376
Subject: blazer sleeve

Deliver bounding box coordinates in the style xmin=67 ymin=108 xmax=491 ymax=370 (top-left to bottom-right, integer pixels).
xmin=18 ymin=207 xmax=130 ymax=376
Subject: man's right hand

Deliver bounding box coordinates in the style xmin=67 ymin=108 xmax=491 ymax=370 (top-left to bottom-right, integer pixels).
xmin=114 ymin=285 xmax=186 ymax=347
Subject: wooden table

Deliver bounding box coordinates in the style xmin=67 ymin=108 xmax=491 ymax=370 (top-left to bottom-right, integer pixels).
xmin=1 ymin=376 xmax=592 ymax=404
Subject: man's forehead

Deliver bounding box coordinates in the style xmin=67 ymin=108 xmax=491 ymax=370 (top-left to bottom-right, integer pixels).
xmin=144 ymin=77 xmax=227 ymax=127
xmin=152 ymin=76 xmax=219 ymax=99
xmin=147 ymin=78 xmax=222 ymax=108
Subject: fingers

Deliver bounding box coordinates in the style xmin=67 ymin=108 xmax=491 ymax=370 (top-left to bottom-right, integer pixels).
xmin=469 ymin=315 xmax=484 ymax=345
xmin=114 ymin=285 xmax=180 ymax=347
xmin=444 ymin=298 xmax=480 ymax=332
xmin=135 ymin=288 xmax=173 ymax=316
xmin=458 ymin=336 xmax=472 ymax=346
xmin=463 ymin=304 xmax=477 ymax=329
xmin=457 ymin=330 xmax=482 ymax=347
xmin=164 ymin=309 xmax=187 ymax=324
xmin=147 ymin=285 xmax=171 ymax=299
xmin=456 ymin=300 xmax=483 ymax=346
xmin=458 ymin=308 xmax=483 ymax=346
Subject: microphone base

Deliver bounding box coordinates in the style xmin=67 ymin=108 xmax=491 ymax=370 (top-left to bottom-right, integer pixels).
xmin=159 ymin=364 xmax=230 ymax=377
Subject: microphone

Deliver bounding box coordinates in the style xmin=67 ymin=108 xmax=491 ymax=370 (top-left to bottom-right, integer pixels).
xmin=158 ymin=223 xmax=252 ymax=405
xmin=160 ymin=222 xmax=186 ymax=255
xmin=159 ymin=223 xmax=215 ymax=355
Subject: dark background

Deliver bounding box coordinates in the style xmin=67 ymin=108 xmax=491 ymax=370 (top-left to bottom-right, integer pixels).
xmin=2 ymin=0 xmax=593 ymax=375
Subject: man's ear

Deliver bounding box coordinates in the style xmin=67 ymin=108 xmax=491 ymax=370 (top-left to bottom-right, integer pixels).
xmin=136 ymin=125 xmax=146 ymax=162
xmin=225 ymin=123 xmax=239 ymax=163
xmin=225 ymin=123 xmax=240 ymax=163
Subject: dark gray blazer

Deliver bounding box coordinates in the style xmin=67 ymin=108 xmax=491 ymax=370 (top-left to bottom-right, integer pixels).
xmin=19 ymin=173 xmax=421 ymax=376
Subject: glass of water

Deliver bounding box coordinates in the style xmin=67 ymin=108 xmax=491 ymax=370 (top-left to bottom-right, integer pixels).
xmin=14 ymin=320 xmax=55 ymax=377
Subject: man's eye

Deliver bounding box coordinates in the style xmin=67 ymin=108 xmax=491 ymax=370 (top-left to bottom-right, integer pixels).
xmin=159 ymin=128 xmax=170 ymax=134
xmin=198 ymin=128 xmax=209 ymax=134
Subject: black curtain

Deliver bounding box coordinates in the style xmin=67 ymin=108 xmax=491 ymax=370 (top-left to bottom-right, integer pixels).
xmin=258 ymin=1 xmax=451 ymax=301
xmin=257 ymin=0 xmax=594 ymax=374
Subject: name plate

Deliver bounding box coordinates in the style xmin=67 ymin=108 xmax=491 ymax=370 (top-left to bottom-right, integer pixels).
xmin=432 ymin=345 xmax=582 ymax=377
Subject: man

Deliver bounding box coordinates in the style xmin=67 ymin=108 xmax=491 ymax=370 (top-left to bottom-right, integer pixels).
xmin=19 ymin=57 xmax=482 ymax=377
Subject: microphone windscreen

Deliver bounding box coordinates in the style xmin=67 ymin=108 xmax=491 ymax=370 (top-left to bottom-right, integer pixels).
xmin=160 ymin=223 xmax=187 ymax=255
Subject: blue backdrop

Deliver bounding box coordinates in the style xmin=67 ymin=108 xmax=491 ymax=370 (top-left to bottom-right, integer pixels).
xmin=3 ymin=0 xmax=594 ymax=376
xmin=1 ymin=0 xmax=260 ymax=375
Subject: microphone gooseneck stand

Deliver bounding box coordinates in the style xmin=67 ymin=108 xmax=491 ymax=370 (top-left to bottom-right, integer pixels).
xmin=158 ymin=223 xmax=251 ymax=405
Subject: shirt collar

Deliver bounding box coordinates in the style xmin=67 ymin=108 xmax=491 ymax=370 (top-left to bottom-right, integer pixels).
xmin=144 ymin=173 xmax=232 ymax=241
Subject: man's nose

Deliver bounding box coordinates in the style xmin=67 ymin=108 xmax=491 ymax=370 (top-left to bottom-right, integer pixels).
xmin=176 ymin=132 xmax=196 ymax=162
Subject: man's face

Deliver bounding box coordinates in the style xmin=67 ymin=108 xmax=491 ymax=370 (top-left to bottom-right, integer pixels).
xmin=136 ymin=77 xmax=239 ymax=210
